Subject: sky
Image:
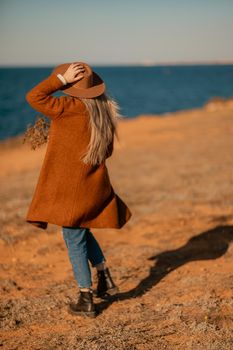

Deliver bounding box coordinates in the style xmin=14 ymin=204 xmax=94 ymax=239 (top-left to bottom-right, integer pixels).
xmin=1 ymin=0 xmax=233 ymax=66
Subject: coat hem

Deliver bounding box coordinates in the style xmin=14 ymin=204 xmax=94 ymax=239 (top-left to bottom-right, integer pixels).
xmin=26 ymin=209 xmax=132 ymax=231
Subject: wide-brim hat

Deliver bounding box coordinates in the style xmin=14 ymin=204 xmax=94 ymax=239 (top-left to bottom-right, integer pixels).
xmin=51 ymin=61 xmax=106 ymax=98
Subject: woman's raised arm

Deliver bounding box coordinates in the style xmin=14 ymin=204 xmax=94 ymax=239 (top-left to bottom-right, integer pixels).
xmin=25 ymin=74 xmax=67 ymax=120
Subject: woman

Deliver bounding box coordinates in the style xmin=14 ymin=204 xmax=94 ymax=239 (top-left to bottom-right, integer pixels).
xmin=24 ymin=62 xmax=132 ymax=318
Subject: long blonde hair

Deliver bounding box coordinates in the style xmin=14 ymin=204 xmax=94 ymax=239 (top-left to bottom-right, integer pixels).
xmin=80 ymin=93 xmax=121 ymax=165
xmin=23 ymin=93 xmax=122 ymax=165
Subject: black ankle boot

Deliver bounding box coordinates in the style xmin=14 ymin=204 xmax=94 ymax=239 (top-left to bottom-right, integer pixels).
xmin=93 ymin=267 xmax=119 ymax=298
xmin=68 ymin=290 xmax=97 ymax=317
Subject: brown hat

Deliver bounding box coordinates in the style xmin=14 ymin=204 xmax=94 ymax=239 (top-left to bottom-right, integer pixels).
xmin=51 ymin=61 xmax=106 ymax=98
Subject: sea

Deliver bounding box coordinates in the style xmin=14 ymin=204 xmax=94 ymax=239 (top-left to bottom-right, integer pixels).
xmin=0 ymin=64 xmax=233 ymax=141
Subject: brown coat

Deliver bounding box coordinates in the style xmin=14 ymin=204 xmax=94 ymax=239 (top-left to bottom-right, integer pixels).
xmin=25 ymin=74 xmax=132 ymax=230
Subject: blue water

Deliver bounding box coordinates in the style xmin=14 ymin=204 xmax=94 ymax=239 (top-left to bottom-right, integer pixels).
xmin=0 ymin=65 xmax=233 ymax=140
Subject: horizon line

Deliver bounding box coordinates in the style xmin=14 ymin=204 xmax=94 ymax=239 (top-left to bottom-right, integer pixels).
xmin=0 ymin=59 xmax=233 ymax=68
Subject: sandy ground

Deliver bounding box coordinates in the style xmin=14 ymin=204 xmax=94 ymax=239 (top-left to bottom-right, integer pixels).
xmin=0 ymin=104 xmax=233 ymax=350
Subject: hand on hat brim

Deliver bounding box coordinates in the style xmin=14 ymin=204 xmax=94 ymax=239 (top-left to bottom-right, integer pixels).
xmin=63 ymin=63 xmax=85 ymax=84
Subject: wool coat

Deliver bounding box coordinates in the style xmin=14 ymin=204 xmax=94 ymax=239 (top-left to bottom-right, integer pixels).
xmin=25 ymin=74 xmax=132 ymax=230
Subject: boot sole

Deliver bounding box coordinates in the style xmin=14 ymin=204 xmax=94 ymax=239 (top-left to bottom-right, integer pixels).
xmin=68 ymin=307 xmax=97 ymax=318
xmin=107 ymin=286 xmax=119 ymax=295
xmin=94 ymin=286 xmax=119 ymax=298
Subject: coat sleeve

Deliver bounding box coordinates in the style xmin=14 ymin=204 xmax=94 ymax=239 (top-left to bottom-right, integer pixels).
xmin=25 ymin=74 xmax=67 ymax=120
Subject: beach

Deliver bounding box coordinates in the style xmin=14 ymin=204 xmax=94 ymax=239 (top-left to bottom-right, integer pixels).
xmin=1 ymin=102 xmax=233 ymax=349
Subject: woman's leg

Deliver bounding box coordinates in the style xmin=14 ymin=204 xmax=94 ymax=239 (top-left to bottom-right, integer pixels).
xmin=85 ymin=228 xmax=107 ymax=270
xmin=62 ymin=226 xmax=92 ymax=289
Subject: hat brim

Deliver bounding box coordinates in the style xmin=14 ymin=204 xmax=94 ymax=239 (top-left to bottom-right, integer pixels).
xmin=52 ymin=63 xmax=105 ymax=98
xmin=60 ymin=72 xmax=105 ymax=98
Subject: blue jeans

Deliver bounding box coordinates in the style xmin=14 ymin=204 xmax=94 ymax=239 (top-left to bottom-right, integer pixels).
xmin=62 ymin=226 xmax=106 ymax=288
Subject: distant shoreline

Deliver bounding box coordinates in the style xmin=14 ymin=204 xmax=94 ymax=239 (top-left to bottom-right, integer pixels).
xmin=1 ymin=95 xmax=232 ymax=147
xmin=1 ymin=65 xmax=232 ymax=141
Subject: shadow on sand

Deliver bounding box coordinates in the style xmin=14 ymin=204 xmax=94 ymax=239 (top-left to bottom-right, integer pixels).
xmin=97 ymin=224 xmax=233 ymax=314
